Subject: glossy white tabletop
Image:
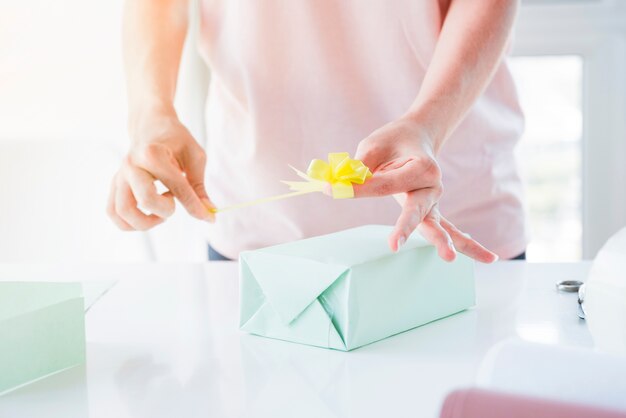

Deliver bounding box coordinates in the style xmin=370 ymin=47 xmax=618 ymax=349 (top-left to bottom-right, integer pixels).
xmin=0 ymin=261 xmax=592 ymax=418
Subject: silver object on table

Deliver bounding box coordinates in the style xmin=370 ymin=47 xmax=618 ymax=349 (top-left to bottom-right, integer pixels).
xmin=577 ymin=284 xmax=586 ymax=320
xmin=556 ymin=280 xmax=583 ymax=293
xmin=555 ymin=280 xmax=586 ymax=320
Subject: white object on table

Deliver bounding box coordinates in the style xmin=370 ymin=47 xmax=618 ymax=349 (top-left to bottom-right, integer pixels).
xmin=0 ymin=262 xmax=593 ymax=418
xmin=584 ymin=226 xmax=626 ymax=355
xmin=476 ymin=339 xmax=626 ymax=411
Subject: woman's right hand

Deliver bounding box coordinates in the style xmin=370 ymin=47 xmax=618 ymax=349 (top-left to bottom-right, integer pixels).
xmin=107 ymin=109 xmax=215 ymax=231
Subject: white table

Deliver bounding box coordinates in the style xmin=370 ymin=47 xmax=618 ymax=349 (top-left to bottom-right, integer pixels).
xmin=0 ymin=262 xmax=592 ymax=418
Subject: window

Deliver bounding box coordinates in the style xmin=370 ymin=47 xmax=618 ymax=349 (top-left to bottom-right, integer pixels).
xmin=510 ymin=56 xmax=583 ymax=261
xmin=513 ymin=1 xmax=626 ymax=259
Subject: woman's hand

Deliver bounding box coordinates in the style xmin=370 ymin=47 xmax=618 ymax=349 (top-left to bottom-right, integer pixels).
xmin=107 ymin=110 xmax=215 ymax=231
xmin=348 ymin=0 xmax=517 ymax=263
xmin=353 ymin=117 xmax=497 ymax=263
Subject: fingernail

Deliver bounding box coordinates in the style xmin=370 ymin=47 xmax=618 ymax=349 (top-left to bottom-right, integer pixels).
xmin=397 ymin=236 xmax=406 ymax=250
xmin=493 ymin=254 xmax=499 ymax=262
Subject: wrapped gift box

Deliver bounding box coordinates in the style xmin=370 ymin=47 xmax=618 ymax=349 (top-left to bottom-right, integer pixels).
xmin=239 ymin=225 xmax=475 ymax=351
xmin=0 ymin=282 xmax=85 ymax=394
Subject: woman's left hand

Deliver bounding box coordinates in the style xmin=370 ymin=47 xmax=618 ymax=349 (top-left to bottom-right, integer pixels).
xmin=353 ymin=117 xmax=498 ymax=263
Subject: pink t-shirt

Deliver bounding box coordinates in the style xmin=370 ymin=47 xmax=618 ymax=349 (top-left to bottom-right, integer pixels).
xmin=199 ymin=0 xmax=527 ymax=259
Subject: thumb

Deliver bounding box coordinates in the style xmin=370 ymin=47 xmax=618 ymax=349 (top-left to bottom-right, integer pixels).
xmin=188 ymin=177 xmax=216 ymax=220
xmin=354 ymin=142 xmax=378 ymax=173
xmin=355 ymin=137 xmax=394 ymax=174
xmin=184 ymin=151 xmax=216 ymax=214
xmin=190 ymin=178 xmax=215 ymax=211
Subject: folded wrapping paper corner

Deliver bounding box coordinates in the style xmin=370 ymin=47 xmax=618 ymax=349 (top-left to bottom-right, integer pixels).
xmin=0 ymin=282 xmax=86 ymax=395
xmin=283 ymin=152 xmax=372 ymax=199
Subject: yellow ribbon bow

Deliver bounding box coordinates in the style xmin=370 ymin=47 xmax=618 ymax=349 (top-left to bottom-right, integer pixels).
xmin=283 ymin=152 xmax=372 ymax=199
xmin=211 ymin=152 xmax=372 ymax=213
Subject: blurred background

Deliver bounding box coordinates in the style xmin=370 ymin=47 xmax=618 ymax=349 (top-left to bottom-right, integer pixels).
xmin=1 ymin=0 xmax=625 ymax=263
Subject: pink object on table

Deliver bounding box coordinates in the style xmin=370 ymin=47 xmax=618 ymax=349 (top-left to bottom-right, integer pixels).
xmin=440 ymin=388 xmax=626 ymax=418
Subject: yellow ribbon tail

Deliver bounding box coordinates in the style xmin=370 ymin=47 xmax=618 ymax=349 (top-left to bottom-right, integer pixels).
xmin=210 ymin=152 xmax=372 ymax=213
xmin=287 ymin=165 xmax=311 ymax=181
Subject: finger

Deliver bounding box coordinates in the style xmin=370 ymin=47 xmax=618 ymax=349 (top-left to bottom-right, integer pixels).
xmin=115 ymin=178 xmax=164 ymax=231
xmin=387 ymin=188 xmax=439 ymax=251
xmin=181 ymin=145 xmax=209 ymax=201
xmin=126 ymin=165 xmax=175 ymax=219
xmin=137 ymin=146 xmax=213 ymax=221
xmin=110 ymin=212 xmax=135 ymax=231
xmin=440 ymin=217 xmax=498 ymax=263
xmin=353 ymin=158 xmax=440 ymax=198
xmin=161 ymin=173 xmax=214 ymax=222
xmin=180 ymin=146 xmax=217 ymax=220
xmin=107 ymin=176 xmax=134 ymax=231
xmin=417 ymin=213 xmax=457 ymax=262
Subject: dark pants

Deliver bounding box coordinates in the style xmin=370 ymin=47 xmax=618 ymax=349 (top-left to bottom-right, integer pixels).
xmin=208 ymin=245 xmax=233 ymax=261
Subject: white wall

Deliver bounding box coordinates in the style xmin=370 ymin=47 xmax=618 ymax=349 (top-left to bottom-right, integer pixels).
xmin=0 ymin=0 xmax=127 ymax=148
xmin=0 ymin=0 xmax=209 ymax=262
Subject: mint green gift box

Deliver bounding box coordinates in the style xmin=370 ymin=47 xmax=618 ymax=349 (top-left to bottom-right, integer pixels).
xmin=0 ymin=282 xmax=85 ymax=394
xmin=239 ymin=225 xmax=475 ymax=351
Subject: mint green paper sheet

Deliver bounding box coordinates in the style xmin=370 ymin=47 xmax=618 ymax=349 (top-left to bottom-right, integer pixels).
xmin=239 ymin=225 xmax=475 ymax=351
xmin=0 ymin=282 xmax=86 ymax=394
